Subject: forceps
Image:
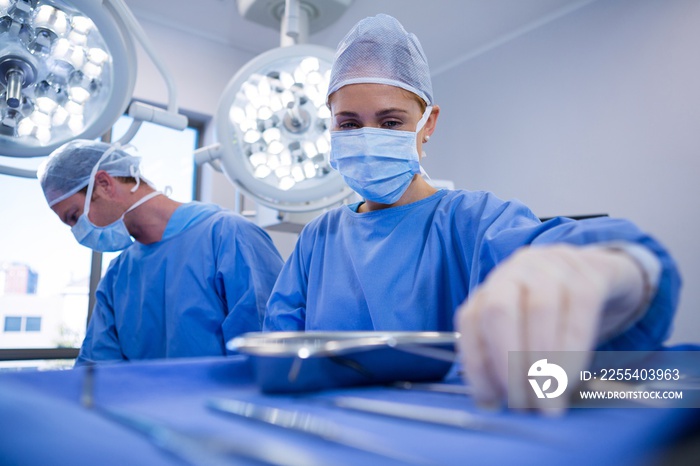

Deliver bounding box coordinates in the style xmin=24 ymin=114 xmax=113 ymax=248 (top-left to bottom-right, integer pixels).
xmin=331 ymin=396 xmax=560 ymax=445
xmin=207 ymin=397 xmax=432 ymax=465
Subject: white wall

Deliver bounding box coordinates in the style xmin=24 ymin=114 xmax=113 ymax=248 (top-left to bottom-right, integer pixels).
xmin=129 ymin=20 xmax=255 ymax=117
xmin=426 ymin=0 xmax=700 ymax=343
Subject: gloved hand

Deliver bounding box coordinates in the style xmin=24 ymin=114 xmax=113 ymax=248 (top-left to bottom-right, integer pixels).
xmin=454 ymin=244 xmax=648 ymax=413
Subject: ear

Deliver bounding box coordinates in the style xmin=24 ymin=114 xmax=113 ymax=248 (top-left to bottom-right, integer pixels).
xmin=92 ymin=171 xmax=116 ymax=198
xmin=424 ymin=105 xmax=440 ymax=138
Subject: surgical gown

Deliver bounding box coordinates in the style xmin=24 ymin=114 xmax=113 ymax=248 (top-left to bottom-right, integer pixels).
xmin=77 ymin=202 xmax=283 ymax=365
xmin=264 ymin=190 xmax=680 ymax=351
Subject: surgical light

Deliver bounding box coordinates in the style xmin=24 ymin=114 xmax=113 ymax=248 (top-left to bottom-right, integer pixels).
xmin=0 ymin=0 xmax=187 ymax=177
xmin=196 ymin=0 xmax=354 ymax=213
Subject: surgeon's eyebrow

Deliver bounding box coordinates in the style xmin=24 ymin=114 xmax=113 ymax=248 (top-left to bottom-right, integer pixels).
xmin=333 ymin=110 xmax=360 ymax=118
xmin=333 ymin=108 xmax=411 ymax=118
xmin=375 ymin=108 xmax=411 ymax=117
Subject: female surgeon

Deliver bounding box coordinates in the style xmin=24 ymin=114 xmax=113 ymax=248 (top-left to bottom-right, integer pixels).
xmin=264 ymin=14 xmax=681 ymax=411
xmin=39 ymin=140 xmax=284 ymax=365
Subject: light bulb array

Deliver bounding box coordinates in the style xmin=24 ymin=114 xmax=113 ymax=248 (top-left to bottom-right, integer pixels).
xmin=227 ymin=55 xmax=332 ymax=192
xmin=0 ymin=0 xmax=113 ymax=149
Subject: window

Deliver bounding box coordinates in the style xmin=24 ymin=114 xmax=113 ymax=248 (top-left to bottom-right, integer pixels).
xmin=2 ymin=316 xmax=42 ymax=332
xmin=0 ymin=110 xmax=202 ymax=369
xmin=25 ymin=317 xmax=42 ymax=332
xmin=4 ymin=317 xmax=21 ymax=332
xmin=0 ymin=174 xmax=92 ymax=351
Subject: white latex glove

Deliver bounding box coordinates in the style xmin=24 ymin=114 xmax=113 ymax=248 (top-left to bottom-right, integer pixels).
xmin=455 ymin=244 xmax=648 ymax=414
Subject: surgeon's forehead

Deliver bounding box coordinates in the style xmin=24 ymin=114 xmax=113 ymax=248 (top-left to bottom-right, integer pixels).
xmin=329 ymin=83 xmax=423 ymax=114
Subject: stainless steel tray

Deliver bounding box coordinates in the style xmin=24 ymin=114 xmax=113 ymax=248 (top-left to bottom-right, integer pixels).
xmin=228 ymin=331 xmax=458 ymax=393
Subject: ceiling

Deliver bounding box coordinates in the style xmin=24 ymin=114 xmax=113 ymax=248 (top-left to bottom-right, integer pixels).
xmin=122 ymin=0 xmax=597 ymax=77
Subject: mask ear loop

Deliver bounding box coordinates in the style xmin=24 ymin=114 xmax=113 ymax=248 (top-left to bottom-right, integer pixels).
xmin=129 ymin=165 xmax=141 ymax=193
xmin=83 ymin=143 xmax=140 ymax=216
xmin=416 ymin=106 xmax=433 ymax=177
xmin=83 ymin=143 xmax=129 ymax=216
xmin=416 ymin=106 xmax=433 ymax=133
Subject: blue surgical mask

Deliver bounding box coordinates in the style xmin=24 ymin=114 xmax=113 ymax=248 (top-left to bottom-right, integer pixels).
xmin=330 ymin=106 xmax=432 ymax=204
xmin=71 ymin=144 xmax=161 ymax=252
xmin=71 ymin=190 xmax=161 ymax=252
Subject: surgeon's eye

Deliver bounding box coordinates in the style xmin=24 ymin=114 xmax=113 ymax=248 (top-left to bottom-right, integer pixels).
xmin=65 ymin=211 xmax=79 ymax=227
xmin=337 ymin=121 xmax=360 ymax=130
xmin=382 ymin=119 xmax=403 ymax=129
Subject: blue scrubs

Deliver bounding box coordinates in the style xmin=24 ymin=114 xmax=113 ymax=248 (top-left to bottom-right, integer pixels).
xmin=77 ymin=202 xmax=283 ymax=365
xmin=264 ymin=190 xmax=680 ymax=351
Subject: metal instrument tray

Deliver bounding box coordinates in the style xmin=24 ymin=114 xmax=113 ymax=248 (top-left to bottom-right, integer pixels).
xmin=228 ymin=331 xmax=458 ymax=393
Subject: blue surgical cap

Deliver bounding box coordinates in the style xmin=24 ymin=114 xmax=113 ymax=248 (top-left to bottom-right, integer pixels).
xmin=326 ymin=14 xmax=433 ymax=105
xmin=38 ymin=140 xmax=141 ymax=207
